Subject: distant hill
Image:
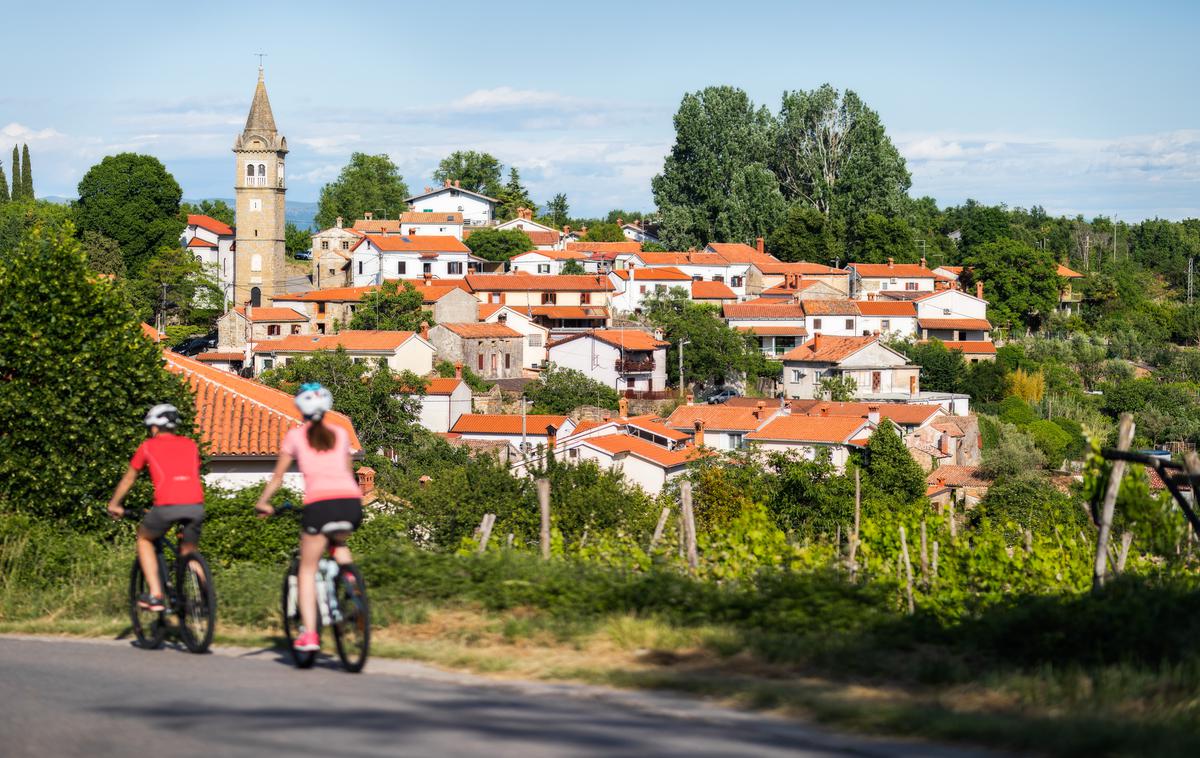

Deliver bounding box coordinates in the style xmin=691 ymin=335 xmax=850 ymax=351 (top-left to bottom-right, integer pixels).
xmin=37 ymin=196 xmax=320 ymax=231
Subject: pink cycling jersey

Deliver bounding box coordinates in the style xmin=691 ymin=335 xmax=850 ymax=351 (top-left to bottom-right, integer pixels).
xmin=281 ymin=424 xmax=361 ymax=505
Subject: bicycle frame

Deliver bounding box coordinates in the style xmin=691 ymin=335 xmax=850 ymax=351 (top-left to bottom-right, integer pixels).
xmin=1100 ymin=448 xmax=1200 ymax=536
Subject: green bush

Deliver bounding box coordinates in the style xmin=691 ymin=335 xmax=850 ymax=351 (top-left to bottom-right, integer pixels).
xmin=998 ymin=395 xmax=1036 ymax=426
xmin=1050 ymin=416 xmax=1087 ymax=460
xmin=1027 ymin=419 xmax=1072 ymax=466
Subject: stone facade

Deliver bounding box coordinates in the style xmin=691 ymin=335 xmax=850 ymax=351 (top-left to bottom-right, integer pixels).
xmin=233 ymin=68 xmax=288 ymax=305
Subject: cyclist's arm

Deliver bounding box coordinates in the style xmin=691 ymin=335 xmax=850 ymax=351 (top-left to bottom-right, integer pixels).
xmin=107 ymin=465 xmax=140 ymax=518
xmin=254 ymin=451 xmax=294 ymax=516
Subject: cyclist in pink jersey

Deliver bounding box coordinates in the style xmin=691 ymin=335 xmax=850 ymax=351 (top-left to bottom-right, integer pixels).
xmin=255 ymin=383 xmax=363 ymax=653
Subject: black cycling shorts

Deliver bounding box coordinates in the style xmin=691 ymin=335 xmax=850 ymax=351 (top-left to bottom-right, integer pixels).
xmin=302 ymin=498 xmax=363 ymax=538
xmin=141 ymin=504 xmax=205 ymax=544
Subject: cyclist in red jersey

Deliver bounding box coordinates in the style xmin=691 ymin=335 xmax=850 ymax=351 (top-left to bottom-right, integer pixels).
xmin=107 ymin=404 xmax=205 ymax=612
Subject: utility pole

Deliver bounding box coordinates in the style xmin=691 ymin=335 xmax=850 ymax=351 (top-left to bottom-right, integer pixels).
xmin=678 ymin=339 xmax=691 ymax=397
xmin=521 ymin=394 xmax=528 ymax=457
xmin=1189 ymin=257 xmax=1194 ymax=306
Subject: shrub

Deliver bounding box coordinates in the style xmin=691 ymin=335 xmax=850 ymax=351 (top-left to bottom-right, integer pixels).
xmin=1028 ymin=419 xmax=1072 ymax=467
xmin=998 ymin=395 xmax=1036 ymax=426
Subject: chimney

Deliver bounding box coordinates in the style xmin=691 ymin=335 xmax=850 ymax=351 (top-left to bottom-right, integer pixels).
xmin=618 ymin=396 xmax=629 ymax=418
xmin=563 ymin=225 xmax=571 ymax=235
xmin=420 ymin=321 xmax=429 ymax=340
xmin=356 ymin=466 xmax=376 ymax=497
xmin=686 ymin=393 xmax=694 ymax=406
xmin=888 ymin=257 xmax=894 ymax=268
xmin=754 ymin=400 xmax=766 ymax=420
xmin=756 ymin=237 xmax=765 ymax=255
xmin=936 ymin=475 xmax=946 ymax=488
xmin=867 ymin=292 xmax=875 ymax=301
xmin=444 ymin=179 xmax=451 ymax=188
xmin=617 ymin=217 xmax=624 ymax=226
xmin=693 ymin=420 xmax=705 ymax=448
xmin=976 ymin=281 xmax=984 ymax=299
xmin=867 ymin=404 xmax=880 ymax=425
xmin=424 ymin=186 xmax=432 ymax=193
xmin=418 ymin=474 xmax=432 ymax=488
xmin=497 ymin=312 xmax=507 ymax=324
xmin=454 ymin=361 xmax=463 ymax=379
xmin=939 ymin=433 xmax=950 ymax=455
xmin=335 ymin=216 xmax=343 ymax=229
xmin=811 ymin=333 xmax=821 ymax=351
xmin=546 ymin=424 xmax=558 ymax=450
xmin=455 ymin=179 xmax=461 ymax=188
xmin=423 ymin=271 xmax=432 ymax=284
xmin=581 ymin=226 xmax=588 ymax=236
xmin=364 ymin=211 xmax=373 ymax=220
xmin=820 ymin=404 xmax=829 ymax=417
xmin=920 ymin=256 xmax=927 ymax=268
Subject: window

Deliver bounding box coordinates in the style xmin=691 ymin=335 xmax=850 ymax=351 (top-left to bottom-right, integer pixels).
xmin=250 ymin=287 xmax=261 ymax=307
xmin=290 ymin=324 xmax=301 ymax=335
xmin=692 ymin=275 xmax=703 ymax=281
xmin=792 ymin=370 xmax=801 ymax=382
xmin=731 ymin=276 xmax=743 ymax=288
xmin=580 ymin=293 xmax=590 ymax=304
xmin=528 ymin=334 xmax=542 ymax=347
xmin=490 ymin=293 xmax=501 ymax=303
xmin=537 ymin=264 xmax=551 ymax=274
xmin=655 ymin=284 xmax=666 ymax=293
xmin=341 ymin=241 xmax=350 ymax=250
xmin=261 ymin=358 xmax=274 ymax=371
xmin=257 ymin=163 xmax=266 ymax=176
xmin=491 ymin=353 xmax=499 ymax=372
xmin=423 ymin=262 xmax=432 ymax=274
xmin=317 ymin=302 xmax=326 ymax=315
xmin=569 ymin=448 xmax=578 ymax=460
xmin=881 ymin=319 xmax=890 ymax=330
xmin=845 ymin=318 xmax=854 ymax=330
xmin=245 ymin=164 xmax=255 ymax=177
xmin=812 ymin=318 xmax=822 ymax=330
xmin=477 ymin=354 xmax=484 ymax=370
xmin=397 ymin=261 xmax=406 ymax=275
xmin=266 ymin=324 xmax=281 ymax=336
xmin=713 ymin=275 xmax=724 ymax=283
xmin=250 ymin=254 xmax=263 ymax=272
xmin=541 ymin=293 xmax=557 ymax=304
xmin=730 ymin=433 xmax=745 ymax=450
xmin=357 ymin=261 xmax=363 ymax=275
xmin=447 ymin=262 xmax=463 ymax=275
xmin=905 ymin=281 xmax=918 ymax=291
xmin=321 ymin=240 xmax=329 ymax=250
xmin=504 ymin=354 xmax=511 ymax=369
xmin=250 ymin=199 xmax=262 ymax=211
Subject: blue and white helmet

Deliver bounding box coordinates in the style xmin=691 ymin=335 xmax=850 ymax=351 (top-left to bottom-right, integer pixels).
xmin=143 ymin=403 xmax=179 ymax=430
xmin=294 ymin=382 xmax=333 ymax=422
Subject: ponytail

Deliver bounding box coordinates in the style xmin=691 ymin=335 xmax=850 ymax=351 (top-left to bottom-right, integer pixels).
xmin=306 ymin=416 xmax=336 ymax=452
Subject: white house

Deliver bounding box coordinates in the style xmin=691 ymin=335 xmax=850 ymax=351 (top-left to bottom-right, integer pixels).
xmin=449 ymin=413 xmax=577 ymax=453
xmin=620 ymin=250 xmax=759 ymax=299
xmin=847 ymin=259 xmax=950 ymax=299
xmin=723 ymin=301 xmax=807 ymax=357
xmin=744 ymin=414 xmax=872 ymax=470
xmin=411 ymin=376 xmax=473 ymax=434
xmin=608 ymin=267 xmax=694 ymax=312
xmin=495 ymin=208 xmax=563 ymax=250
xmin=781 ymin=335 xmax=920 ymax=400
xmin=554 ymin=434 xmax=698 ymax=495
xmin=407 ymin=181 xmax=497 ymax=227
xmin=181 ymin=214 xmax=236 ymax=307
xmin=478 ymin=305 xmax=551 ymax=368
xmin=509 ymin=249 xmax=588 ymax=275
xmin=855 ymin=300 xmax=918 ymax=340
xmin=802 ymin=300 xmax=864 ymax=337
xmin=350 ymin=234 xmax=478 ymax=285
xmin=547 ymin=329 xmax=669 ymax=393
xmin=252 ymin=330 xmax=435 ymax=376
xmin=399 ymin=211 xmax=464 ymax=240
xmin=619 ymin=219 xmax=659 ymax=244
xmin=665 ymin=401 xmax=783 ymax=451
xmin=913 ymin=286 xmax=995 ymax=361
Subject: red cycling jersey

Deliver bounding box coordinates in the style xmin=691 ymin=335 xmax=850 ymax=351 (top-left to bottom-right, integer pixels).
xmin=130 ymin=433 xmax=204 ymax=506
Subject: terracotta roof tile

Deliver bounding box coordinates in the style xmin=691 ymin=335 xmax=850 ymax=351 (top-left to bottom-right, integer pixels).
xmin=583 ymin=433 xmax=706 ymax=467
xmin=918 ymin=318 xmax=992 ymax=330
xmin=353 ymin=219 xmax=402 ymax=233
xmin=850 ymin=262 xmax=939 ymax=278
xmin=926 ymin=465 xmax=990 ymax=487
xmin=790 ymin=400 xmax=943 ymax=426
xmin=755 ymin=261 xmax=845 ymax=275
xmin=723 ymin=303 xmax=806 ymax=319
xmin=466 ymin=273 xmax=614 ymax=292
xmin=399 ymin=211 xmax=463 ymax=225
xmin=511 ymin=249 xmax=586 ymax=261
xmin=529 ymin=305 xmax=609 ymax=319
xmin=549 ymin=329 xmax=667 ymax=351
xmin=451 ymin=414 xmax=570 ymax=435
xmin=691 ymin=280 xmax=737 ymax=300
xmin=1057 ymin=263 xmax=1084 ymax=278
xmin=922 ymin=340 xmax=997 ymax=354
xmin=364 ymin=234 xmax=470 ymax=253
xmin=856 ymin=301 xmax=917 ymax=317
xmin=803 ymin=300 xmax=861 ymax=316
xmin=254 ymin=330 xmax=420 ymax=353
xmin=424 ymin=377 xmax=467 ymax=395
xmin=666 ymin=404 xmax=771 ymax=432
xmin=233 ymin=306 xmax=308 ymax=323
xmin=782 ymin=335 xmax=880 ymax=363
xmin=611 ymin=266 xmax=693 ymax=282
xmin=438 ymin=322 xmax=522 ymax=339
xmin=187 ymin=214 xmax=234 ymax=236
xmin=186 ymin=236 xmax=216 ymax=248
xmin=193 ymin=351 xmax=246 ymax=362
xmin=625 ymin=415 xmax=691 ymax=442
xmin=733 ymin=325 xmax=808 ymax=336
xmin=564 ymin=241 xmax=642 ymax=254
xmin=746 ymin=415 xmax=868 ymax=444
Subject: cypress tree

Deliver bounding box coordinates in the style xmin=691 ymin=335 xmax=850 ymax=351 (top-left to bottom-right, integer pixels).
xmin=20 ymin=144 xmax=32 ymax=200
xmin=0 ymin=161 xmax=9 ymax=204
xmin=10 ymin=146 xmax=20 ymax=201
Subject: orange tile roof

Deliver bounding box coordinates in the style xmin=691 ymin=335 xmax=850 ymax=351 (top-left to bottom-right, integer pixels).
xmin=352 ymin=219 xmax=402 ymax=233
xmin=691 ymin=280 xmax=737 ymax=300
xmin=364 ymin=234 xmax=470 ymax=253
xmin=568 ymin=419 xmax=610 ymax=436
xmin=918 ymin=318 xmax=992 ymax=330
xmin=274 ymin=285 xmax=378 ymax=303
xmin=723 ymin=303 xmax=806 ymax=320
xmin=550 ymin=329 xmax=668 ymax=351
xmin=233 ymin=306 xmax=308 ymax=323
xmin=762 ymin=280 xmax=820 ymax=295
xmin=193 ymin=351 xmax=246 ymax=362
xmin=425 ymin=377 xmax=467 ymax=395
xmin=758 ymin=261 xmax=846 ymax=275
xmin=141 ymin=323 xmax=164 ymax=342
xmin=790 ymin=400 xmax=943 ymax=426
xmin=511 ymin=248 xmax=586 ymax=261
xmin=856 ymin=301 xmax=917 ymax=317
xmin=704 ymin=243 xmax=777 ymax=264
xmin=665 ymin=404 xmax=771 ymax=432
xmin=803 ymin=300 xmax=860 ymax=316
xmin=164 ymin=351 xmax=360 ymax=456
xmin=734 ymin=325 xmax=808 ymax=336
xmin=625 ymin=415 xmax=691 ymax=442
xmin=529 ymin=305 xmax=610 ymax=319
xmin=924 ymin=340 xmax=997 ymax=354
xmin=610 ymin=266 xmax=692 ymax=282
xmin=937 ymin=265 xmax=965 ymax=275
xmin=926 ymin=465 xmax=990 ymax=488
xmin=564 ymin=241 xmax=642 ymax=254
xmin=523 ymin=231 xmax=562 ymax=247
xmin=399 ymin=211 xmax=463 ymax=225
xmin=451 ymin=414 xmax=570 ymax=435
xmin=254 ymin=330 xmax=420 ymax=353
xmin=849 ymin=262 xmax=940 ymax=278
xmin=437 ymin=322 xmax=522 ymax=339
xmin=583 ymin=433 xmax=705 ymax=467
xmin=782 ymin=335 xmax=879 ymax=363
xmin=1057 ymin=263 xmax=1084 ymax=278
xmin=466 ymin=273 xmax=614 ymax=292
xmin=187 ymin=214 xmax=234 ymax=236
xmin=186 ymin=236 xmax=216 ymax=248
xmin=932 ymin=420 xmax=965 ymax=437
xmin=746 ymin=415 xmax=868 ymax=444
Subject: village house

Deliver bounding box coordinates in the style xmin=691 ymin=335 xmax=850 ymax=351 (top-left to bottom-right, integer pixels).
xmin=350 ymin=234 xmax=479 ymax=285
xmin=723 ymin=301 xmax=807 ymax=356
xmin=754 ymin=260 xmax=850 ymax=294
xmin=617 ymin=248 xmax=764 ymax=299
xmin=427 ymin=322 xmax=525 ymax=380
xmin=781 ymin=335 xmax=920 ymax=400
xmin=509 ymin=249 xmax=588 ymax=275
xmin=273 ymin=279 xmax=477 ymax=334
xmin=565 ymin=240 xmax=643 ymax=257
xmin=690 ymin=279 xmax=738 ymax=305
xmin=216 ymin=306 xmax=309 ymax=350
xmin=855 ymin=299 xmax=919 ymax=339
xmin=398 ymin=211 xmax=464 ymax=239
xmin=465 ymin=273 xmax=614 ymax=311
xmin=914 ymin=285 xmax=995 ymax=361
xmin=181 ymin=214 xmax=236 ymax=307
xmin=404 ymin=369 xmax=473 ymax=434
xmin=608 ymin=266 xmax=694 ymax=312
xmin=745 ymin=414 xmax=872 ymax=469
xmin=665 ymin=401 xmax=783 ymax=451
xmin=449 ymin=413 xmax=577 ymax=454
xmin=1057 ymin=263 xmax=1085 ymax=314
xmin=407 ymin=180 xmax=497 ymax=226
xmin=251 ymin=329 xmax=435 ymax=375
xmin=309 ymin=218 xmax=362 ymax=289
xmin=803 ymin=300 xmax=864 ymax=337
xmin=478 ymin=305 xmax=550 ymax=368
xmin=758 ymin=276 xmax=848 ymax=301
xmin=618 ymin=218 xmax=659 ymax=244
xmin=547 ymin=329 xmax=669 ymax=394
xmin=494 ymin=208 xmax=563 ymax=249
xmin=847 ymin=258 xmax=950 ymax=299
xmin=926 ymin=465 xmax=991 ymax=509
xmin=553 ymin=434 xmax=700 ymax=495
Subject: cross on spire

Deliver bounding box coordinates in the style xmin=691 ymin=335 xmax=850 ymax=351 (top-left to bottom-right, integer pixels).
xmin=255 ymin=52 xmax=267 ymax=77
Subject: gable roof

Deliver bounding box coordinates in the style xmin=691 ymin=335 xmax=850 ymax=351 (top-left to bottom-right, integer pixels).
xmin=610 ymin=266 xmax=693 ymax=282
xmin=187 ymin=214 xmax=234 ymax=236
xmin=1057 ymin=263 xmax=1084 ymax=278
xmin=186 ymin=236 xmax=216 ymax=248
xmin=926 ymin=465 xmax=990 ymax=488
xmin=564 ymin=241 xmax=642 ymax=254
xmin=163 ymin=350 xmax=360 ymax=457
xmin=353 ymin=219 xmax=402 ymax=234
xmin=400 ymin=211 xmax=463 ymax=225
xmin=756 ymin=260 xmax=846 ymax=276
xmin=407 ymin=185 xmax=498 ymax=204
xmin=436 ymin=322 xmax=522 ymax=339
xmin=691 ymin=280 xmax=737 ymax=300
xmin=466 ymin=273 xmax=614 ymax=292
xmin=254 ymin=330 xmax=422 ymax=354
xmin=232 ymin=306 xmax=308 ymax=323
xmin=451 ymin=414 xmax=570 ymax=435
xmin=790 ymin=400 xmax=943 ymax=426
xmin=665 ymin=404 xmax=772 ymax=432
xmin=782 ymin=335 xmax=883 ymax=363
xmin=803 ymin=300 xmax=861 ymax=316
xmin=856 ymin=301 xmax=917 ymax=317
xmin=364 ymin=234 xmax=470 ymax=253
xmin=746 ymin=415 xmax=868 ymax=444
xmin=849 ymin=262 xmax=941 ymax=279
xmin=917 ymin=318 xmax=992 ymax=331
xmin=582 ymin=434 xmax=706 ymax=467
xmin=425 ymin=377 xmax=467 ymax=396
xmin=548 ymin=329 xmax=668 ymax=351
xmin=625 ymin=415 xmax=692 ymax=442
xmin=723 ymin=303 xmax=806 ymax=320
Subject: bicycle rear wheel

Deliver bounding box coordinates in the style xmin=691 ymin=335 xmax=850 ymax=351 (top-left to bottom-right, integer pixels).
xmin=129 ymin=560 xmax=166 ymax=650
xmin=281 ymin=559 xmax=318 ymax=669
xmin=177 ymin=553 xmax=216 ymax=653
xmin=332 ymin=564 xmax=370 ymax=673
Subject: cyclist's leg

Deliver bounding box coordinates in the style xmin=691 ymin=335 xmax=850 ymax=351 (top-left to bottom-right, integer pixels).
xmin=297 ymin=532 xmax=327 ymax=633
xmin=135 ymin=527 xmax=164 ymax=598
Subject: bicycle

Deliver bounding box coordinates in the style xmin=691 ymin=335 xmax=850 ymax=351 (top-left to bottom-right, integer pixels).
xmin=124 ymin=509 xmax=216 ymax=654
xmin=274 ymin=504 xmax=370 ymax=672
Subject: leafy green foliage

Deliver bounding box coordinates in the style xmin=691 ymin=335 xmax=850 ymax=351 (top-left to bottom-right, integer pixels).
xmin=284 ymin=222 xmax=311 ymax=257
xmin=1027 ymin=419 xmax=1072 ymax=467
xmin=0 ymin=223 xmax=194 ymax=522
xmin=179 ymin=199 xmax=234 ymax=227
xmin=434 ymin=359 xmax=491 ymax=393
xmin=495 ymin=167 xmax=535 ymax=221
xmin=544 ymin=193 xmax=569 ymax=229
xmin=315 ymin=153 xmax=409 ymax=230
xmin=978 ymin=423 xmax=1044 ymax=478
xmin=963 ymin=238 xmax=1059 ymax=329
xmin=525 ymin=363 xmax=619 ymax=414
xmin=902 ymin=339 xmax=965 ymax=393
xmin=641 ymin=287 xmax=772 ymax=386
xmin=80 ymin=230 xmax=125 ymax=277
xmin=581 ymin=222 xmax=625 ymax=242
xmin=973 ymin=475 xmax=1086 ymax=540
xmin=863 ymin=422 xmax=926 ymax=502
xmin=815 ymin=374 xmax=857 ymax=401
xmin=433 ymin=151 xmax=503 ymax=197
xmin=464 ymin=228 xmax=534 ymax=261
xmin=561 ymin=259 xmax=585 ymax=275
xmin=714 ymin=163 xmax=786 ymax=245
xmin=126 ymin=244 xmax=223 ymax=327
xmin=75 ymin=153 xmax=184 ymax=273
xmin=348 ymin=280 xmax=427 ymax=332
xmin=998 ymin=395 xmax=1036 ymax=426
xmin=767 ymin=204 xmax=843 ymax=265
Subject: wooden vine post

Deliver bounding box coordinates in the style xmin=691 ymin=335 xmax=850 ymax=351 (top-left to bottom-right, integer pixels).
xmin=898 ymin=525 xmax=915 ymax=614
xmin=536 ymin=478 xmax=551 ymax=560
xmin=848 ymin=467 xmax=862 ymax=580
xmin=680 ymin=480 xmax=698 ymax=570
xmin=476 ymin=513 xmax=496 ymax=554
xmin=1093 ymin=414 xmax=1134 ymax=592
xmin=649 ymin=506 xmax=671 ymax=550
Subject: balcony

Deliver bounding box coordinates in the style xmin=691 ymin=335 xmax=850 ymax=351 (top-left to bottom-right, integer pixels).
xmin=1060 ymin=288 xmax=1083 ymax=303
xmin=615 ymin=358 xmax=655 ymax=373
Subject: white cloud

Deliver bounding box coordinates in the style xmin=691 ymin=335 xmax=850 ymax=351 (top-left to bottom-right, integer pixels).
xmin=448 ymin=87 xmax=576 ymax=112
xmin=1 ymin=122 xmax=66 ymax=142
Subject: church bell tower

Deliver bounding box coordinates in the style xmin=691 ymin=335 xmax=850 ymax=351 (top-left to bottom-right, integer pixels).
xmin=233 ymin=66 xmax=287 ymax=305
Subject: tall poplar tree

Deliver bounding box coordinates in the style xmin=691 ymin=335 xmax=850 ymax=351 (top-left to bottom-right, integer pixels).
xmin=20 ymin=145 xmax=32 ymax=200
xmin=0 ymin=161 xmax=9 ymax=204
xmin=10 ymin=146 xmax=21 ymax=201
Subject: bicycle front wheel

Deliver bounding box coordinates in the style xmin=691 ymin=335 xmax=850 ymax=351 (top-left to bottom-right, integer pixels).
xmin=177 ymin=553 xmax=216 ymax=653
xmin=332 ymin=564 xmax=370 ymax=673
xmin=281 ymin=559 xmax=318 ymax=669
xmin=129 ymin=560 xmax=166 ymax=650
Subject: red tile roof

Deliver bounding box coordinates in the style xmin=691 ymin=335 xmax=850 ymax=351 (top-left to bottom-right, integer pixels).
xmin=467 ymin=273 xmax=614 ymax=292
xmin=782 ymin=335 xmax=879 ymax=363
xmin=274 ymin=285 xmax=378 ymax=303
xmin=704 ymin=243 xmax=777 ymax=265
xmin=164 ymin=351 xmax=360 ymax=456
xmin=583 ymin=434 xmax=705 ymax=467
xmin=856 ymin=301 xmax=917 ymax=317
xmin=564 ymin=241 xmax=642 ymax=254
xmin=803 ymin=300 xmax=861 ymax=316
xmin=849 ymin=262 xmax=940 ymax=278
xmin=926 ymin=466 xmax=990 ymax=488
xmin=193 ymin=351 xmax=246 ymax=362
xmin=511 ymin=249 xmax=586 ymax=261
xmin=254 ymin=330 xmax=420 ymax=353
xmin=666 ymin=404 xmax=772 ymax=432
xmin=451 ymin=414 xmax=570 ymax=435
xmin=353 ymin=219 xmax=402 ymax=233
xmin=187 ymin=214 xmax=234 ymax=236
xmin=756 ymin=261 xmax=845 ymax=275
xmin=734 ymin=325 xmax=808 ymax=336
xmin=746 ymin=415 xmax=868 ymax=444
xmin=611 ymin=266 xmax=693 ymax=282
xmin=1057 ymin=263 xmax=1084 ymax=278
xmin=365 ymin=234 xmax=470 ymax=253
xmin=186 ymin=236 xmax=216 ymax=248
xmin=723 ymin=303 xmax=806 ymax=320
xmin=233 ymin=306 xmax=308 ymax=323
xmin=790 ymin=400 xmax=943 ymax=426
xmin=399 ymin=211 xmax=463 ymax=225
xmin=918 ymin=318 xmax=992 ymax=330
xmin=549 ymin=329 xmax=667 ymax=351
xmin=691 ymin=280 xmax=737 ymax=300
xmin=923 ymin=340 xmax=997 ymax=354
xmin=523 ymin=231 xmax=562 ymax=247
xmin=425 ymin=377 xmax=467 ymax=395
xmin=437 ymin=322 xmax=522 ymax=339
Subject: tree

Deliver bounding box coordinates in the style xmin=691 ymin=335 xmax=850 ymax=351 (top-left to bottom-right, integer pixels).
xmin=1027 ymin=419 xmax=1072 ymax=467
xmin=20 ymin=144 xmax=32 ymax=200
xmin=315 ymin=153 xmax=409 ymax=230
xmin=525 ymin=364 xmax=620 ymax=415
xmin=545 ymin=193 xmax=569 ymax=229
xmin=973 ymin=475 xmax=1085 ymax=540
xmin=464 ymin=228 xmax=533 ymax=262
xmin=180 ymin=199 xmax=235 ymax=227
xmin=951 ymin=199 xmax=1011 ymax=255
xmin=582 ymin=222 xmax=625 ymax=242
xmin=963 ymin=238 xmax=1059 ymax=329
xmin=963 ymin=359 xmax=1007 ymax=403
xmin=260 ymin=348 xmax=424 ymax=455
xmin=81 ymin=231 xmax=125 ymax=278
xmin=904 ymin=339 xmax=965 ymax=392
xmin=768 ymin=204 xmax=843 ymax=265
xmin=0 ymin=199 xmax=74 ymax=257
xmin=495 ymin=168 xmax=534 ymax=221
xmin=433 ymin=151 xmax=502 ymax=197
xmin=979 ymin=422 xmax=1044 ymax=478
xmin=772 ymin=85 xmax=910 ymax=232
xmin=715 ymin=163 xmax=786 ymax=246
xmin=75 ymin=153 xmax=184 ymax=273
xmin=348 ymin=280 xmax=427 ymax=332
xmin=561 ymin=259 xmax=585 ymax=275
xmin=816 ymin=375 xmax=858 ymax=401
xmin=0 ymin=222 xmax=193 ymax=522
xmin=435 ymin=359 xmax=491 ymax=393
xmin=126 ymin=245 xmax=222 ymax=327
xmin=652 ymin=86 xmax=773 ymax=248
xmin=285 ymin=222 xmax=311 ymax=257
xmin=642 ymin=288 xmax=766 ymax=387
xmin=0 ymin=158 xmax=8 ymax=203
xmin=851 ymin=213 xmax=917 ymax=263
xmin=862 ymin=421 xmax=925 ymax=502
xmin=9 ymin=146 xmax=19 ymax=201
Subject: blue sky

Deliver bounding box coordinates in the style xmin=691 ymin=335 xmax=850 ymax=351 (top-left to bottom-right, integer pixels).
xmin=4 ymin=0 xmax=1199 ymax=221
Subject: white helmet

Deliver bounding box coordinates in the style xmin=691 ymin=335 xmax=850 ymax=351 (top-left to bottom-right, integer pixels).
xmin=294 ymin=382 xmax=333 ymax=421
xmin=144 ymin=403 xmax=180 ymax=430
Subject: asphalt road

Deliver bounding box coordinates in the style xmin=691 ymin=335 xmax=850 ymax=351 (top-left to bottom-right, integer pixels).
xmin=0 ymin=635 xmax=989 ymax=757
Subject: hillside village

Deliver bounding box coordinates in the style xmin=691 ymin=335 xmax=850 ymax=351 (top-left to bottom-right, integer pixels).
xmin=161 ymin=68 xmax=1052 ymax=501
